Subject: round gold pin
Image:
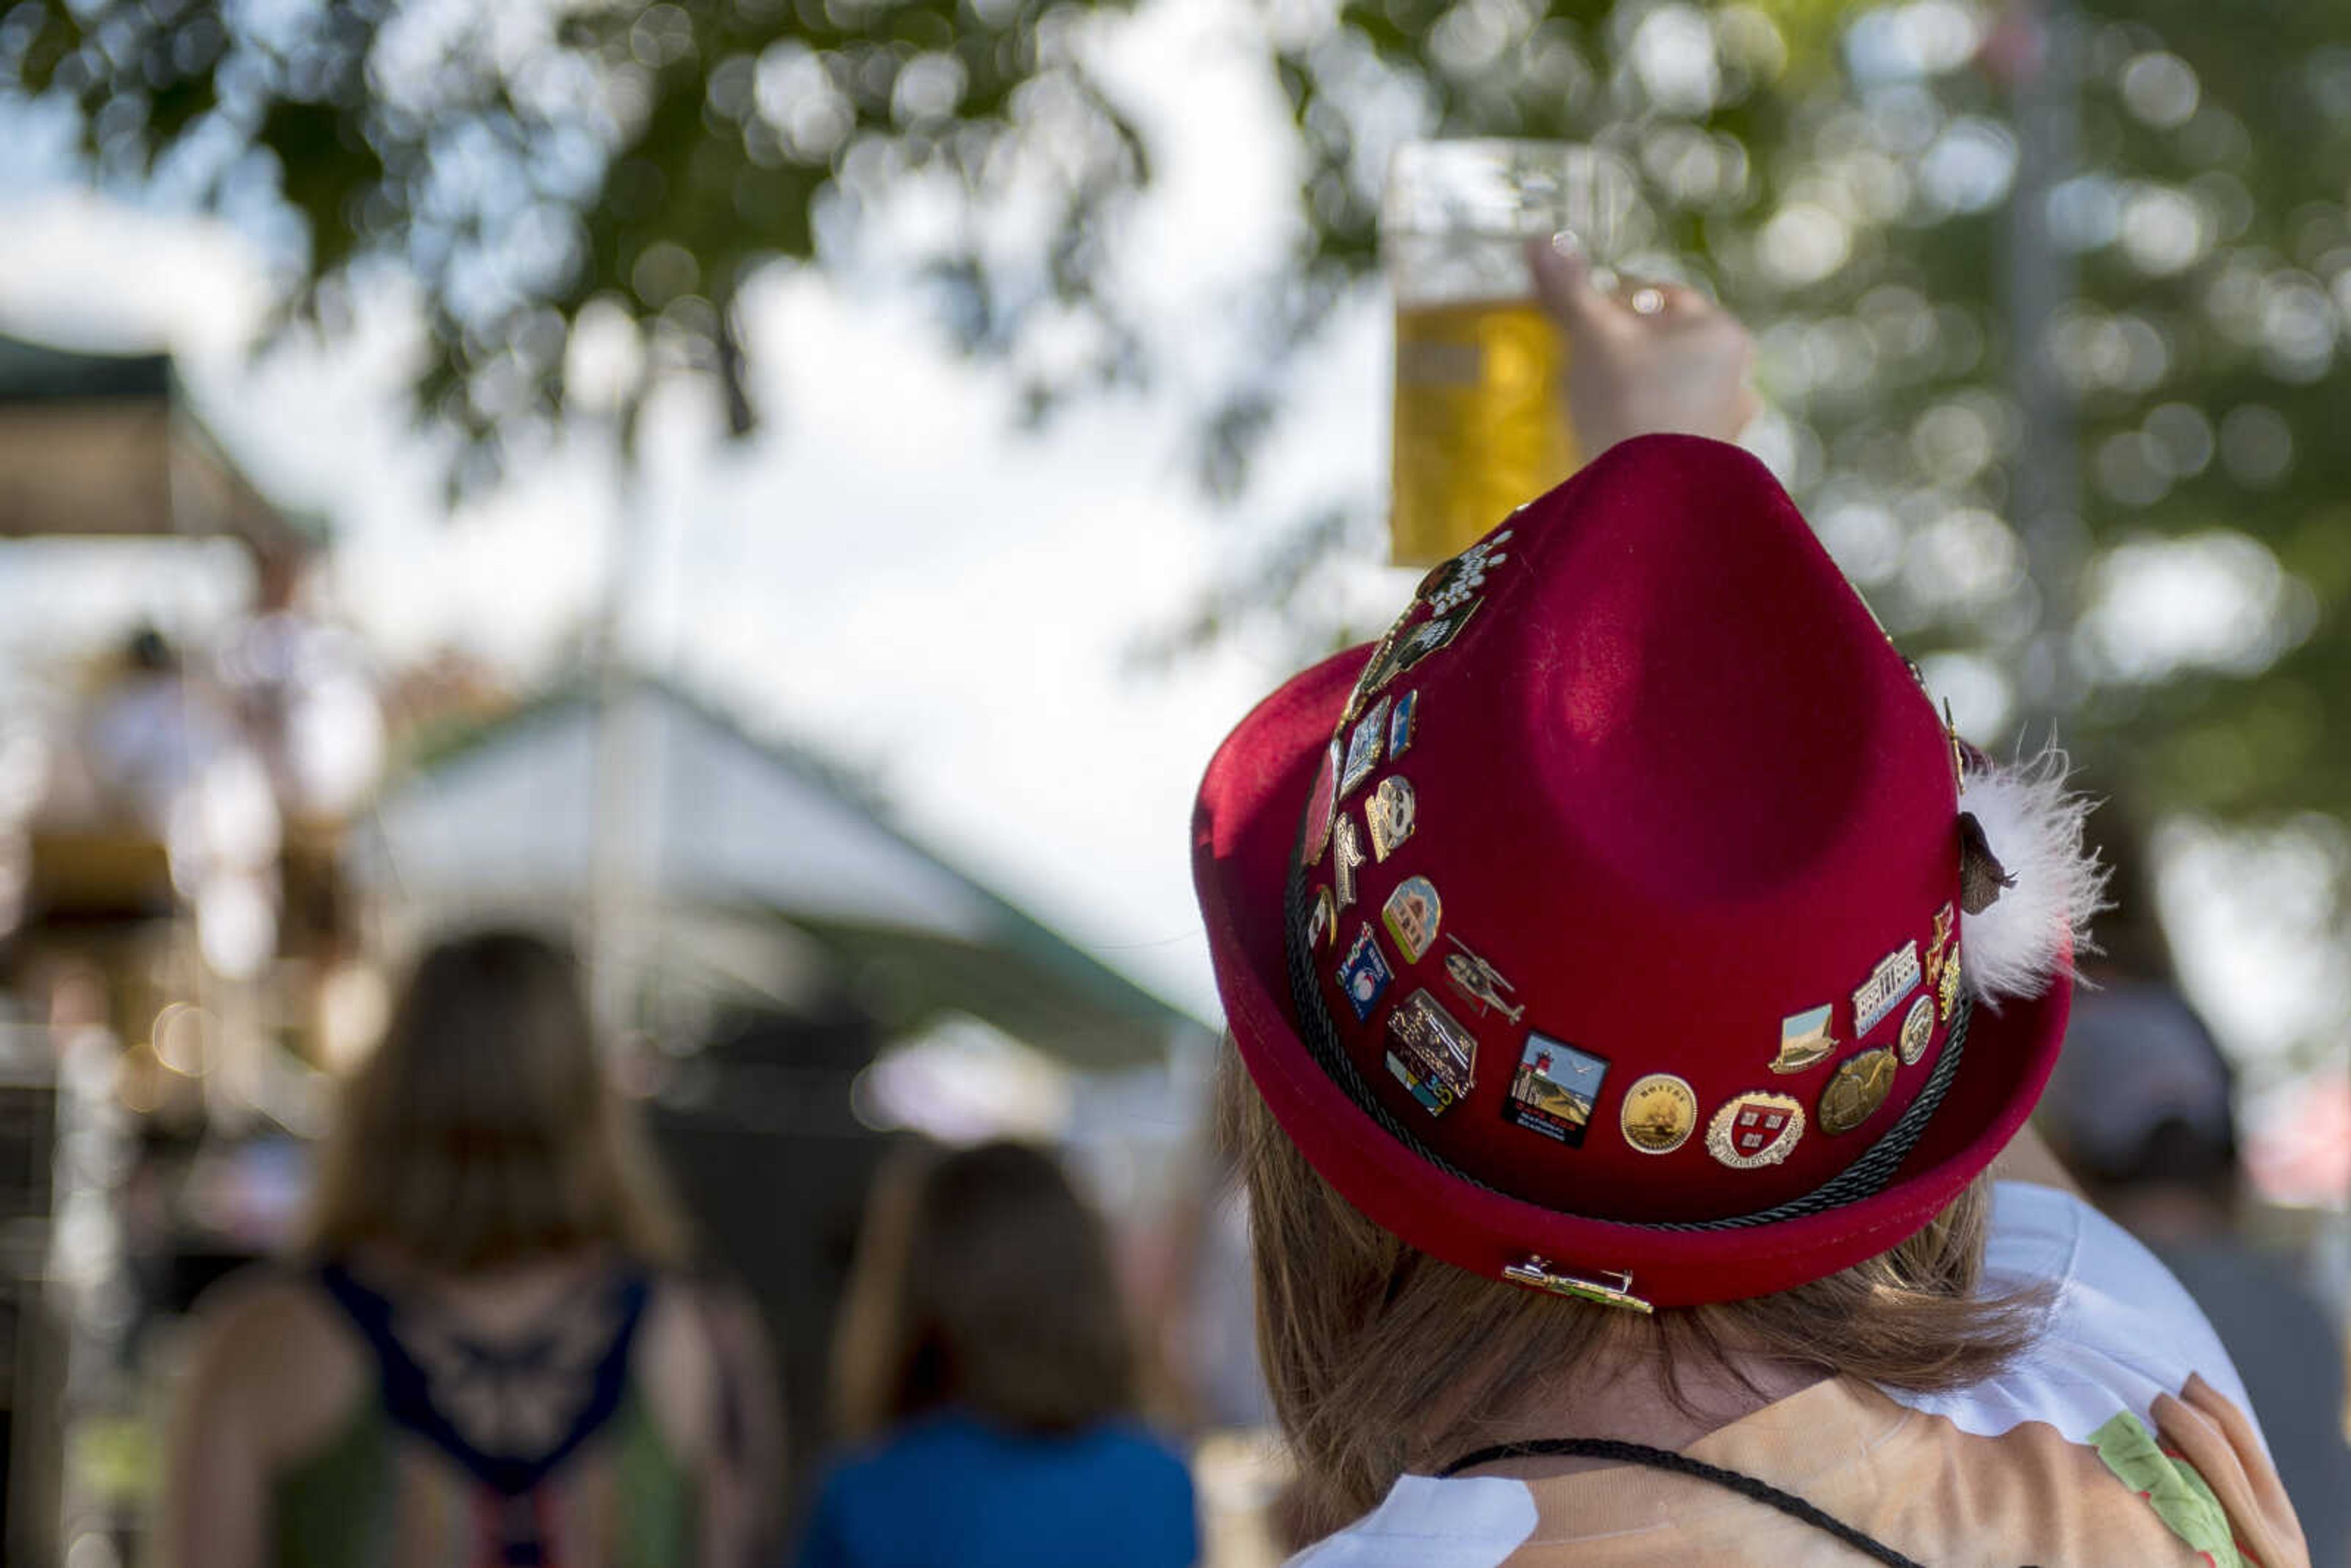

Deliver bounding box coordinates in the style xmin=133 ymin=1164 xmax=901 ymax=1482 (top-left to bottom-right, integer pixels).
xmin=1898 ymin=994 xmax=1935 ymax=1065
xmin=1818 ymin=1047 xmax=1897 ymax=1136
xmin=1619 ymin=1073 xmax=1697 ymax=1155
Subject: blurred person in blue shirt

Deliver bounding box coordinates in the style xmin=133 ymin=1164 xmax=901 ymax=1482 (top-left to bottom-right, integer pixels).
xmin=797 ymin=1139 xmax=1198 ymax=1568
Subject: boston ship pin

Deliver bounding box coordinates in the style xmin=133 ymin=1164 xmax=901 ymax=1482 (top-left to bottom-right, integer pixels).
xmin=1619 ymin=1073 xmax=1697 ymax=1155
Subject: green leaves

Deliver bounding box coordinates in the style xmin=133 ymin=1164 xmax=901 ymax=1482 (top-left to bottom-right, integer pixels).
xmin=0 ymin=0 xmax=1148 ymax=481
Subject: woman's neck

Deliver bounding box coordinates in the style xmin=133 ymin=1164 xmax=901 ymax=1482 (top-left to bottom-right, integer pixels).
xmin=1436 ymin=1349 xmax=1829 ymax=1478
xmin=353 ymin=1243 xmax=619 ymax=1335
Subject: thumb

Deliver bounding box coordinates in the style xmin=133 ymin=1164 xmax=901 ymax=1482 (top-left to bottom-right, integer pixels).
xmin=1527 ymin=233 xmax=1610 ymax=336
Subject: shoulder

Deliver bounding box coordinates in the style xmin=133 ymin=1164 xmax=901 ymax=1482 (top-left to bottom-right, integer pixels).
xmin=1982 ymin=1178 xmax=2210 ymax=1321
xmin=187 ymin=1267 xmax=358 ymax=1381
xmin=179 ymin=1266 xmax=367 ymax=1463
xmin=631 ymin=1269 xmax=738 ymax=1466
xmin=2003 ymin=1185 xmax=2257 ymax=1420
xmin=1056 ymin=1420 xmax=1196 ymax=1523
xmin=800 ymin=1421 xmax=934 ymax=1540
xmin=1087 ymin=1420 xmax=1196 ymax=1491
xmin=1287 ymin=1476 xmax=1537 ymax=1568
xmin=824 ymin=1415 xmax=1189 ymax=1490
xmin=1940 ymin=1182 xmax=2259 ymax=1441
xmin=817 ymin=1412 xmax=977 ymax=1488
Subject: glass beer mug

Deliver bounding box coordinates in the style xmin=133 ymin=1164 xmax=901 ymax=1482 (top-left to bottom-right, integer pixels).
xmin=1384 ymin=141 xmax=1633 ymax=567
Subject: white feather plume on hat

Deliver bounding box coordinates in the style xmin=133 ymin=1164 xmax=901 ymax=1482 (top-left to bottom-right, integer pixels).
xmin=1956 ymin=747 xmax=2110 ymax=1008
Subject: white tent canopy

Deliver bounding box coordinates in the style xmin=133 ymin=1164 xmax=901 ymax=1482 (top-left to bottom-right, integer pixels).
xmin=352 ymin=679 xmax=1202 ymax=1068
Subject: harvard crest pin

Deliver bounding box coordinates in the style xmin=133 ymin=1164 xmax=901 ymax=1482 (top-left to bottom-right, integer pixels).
xmin=1706 ymin=1092 xmax=1805 ymax=1169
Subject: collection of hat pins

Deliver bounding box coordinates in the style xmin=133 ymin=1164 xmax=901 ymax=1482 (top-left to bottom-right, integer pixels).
xmin=1299 ymin=530 xmax=1968 ymax=1173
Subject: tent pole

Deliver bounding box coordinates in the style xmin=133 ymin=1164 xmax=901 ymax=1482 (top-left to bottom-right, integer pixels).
xmin=589 ymin=426 xmax=654 ymax=1049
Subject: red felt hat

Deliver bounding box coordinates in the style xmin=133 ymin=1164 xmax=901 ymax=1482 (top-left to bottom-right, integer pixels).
xmin=1192 ymin=434 xmax=2084 ymax=1310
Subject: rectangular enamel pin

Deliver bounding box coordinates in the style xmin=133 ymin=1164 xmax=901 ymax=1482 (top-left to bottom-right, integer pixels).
xmin=1851 ymin=941 xmax=1921 ymax=1037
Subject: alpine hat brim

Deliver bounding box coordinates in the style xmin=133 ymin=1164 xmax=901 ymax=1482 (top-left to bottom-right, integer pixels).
xmin=1192 ymin=645 xmax=2070 ymax=1308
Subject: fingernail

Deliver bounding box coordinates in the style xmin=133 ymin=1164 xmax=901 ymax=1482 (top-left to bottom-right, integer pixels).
xmin=1549 ymin=230 xmax=1583 ymax=259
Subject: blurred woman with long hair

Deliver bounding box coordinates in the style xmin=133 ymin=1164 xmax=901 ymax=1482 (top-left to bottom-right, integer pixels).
xmin=798 ymin=1139 xmax=1198 ymax=1568
xmin=159 ymin=928 xmax=778 ymax=1567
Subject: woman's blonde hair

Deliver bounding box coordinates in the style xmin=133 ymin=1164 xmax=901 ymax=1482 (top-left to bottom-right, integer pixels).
xmin=306 ymin=929 xmax=685 ymax=1270
xmin=1221 ymin=1049 xmax=2045 ymax=1530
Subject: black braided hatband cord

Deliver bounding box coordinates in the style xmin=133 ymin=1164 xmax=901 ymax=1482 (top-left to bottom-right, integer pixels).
xmin=1437 ymin=1439 xmax=1927 ymax=1568
xmin=1652 ymin=985 xmax=1972 ymax=1231
xmin=1281 ymin=801 xmax=1976 ymax=1229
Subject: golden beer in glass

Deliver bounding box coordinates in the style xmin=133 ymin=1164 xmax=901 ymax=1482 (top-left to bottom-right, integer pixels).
xmin=1385 ymin=142 xmax=1632 ymax=567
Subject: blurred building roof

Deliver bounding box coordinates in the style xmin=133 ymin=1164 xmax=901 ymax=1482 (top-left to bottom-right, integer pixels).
xmin=351 ymin=677 xmax=1207 ymax=1068
xmin=0 ymin=332 xmax=321 ymax=558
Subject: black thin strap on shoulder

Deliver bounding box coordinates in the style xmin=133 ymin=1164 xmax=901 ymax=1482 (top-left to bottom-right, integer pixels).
xmin=1437 ymin=1438 xmax=1927 ymax=1568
